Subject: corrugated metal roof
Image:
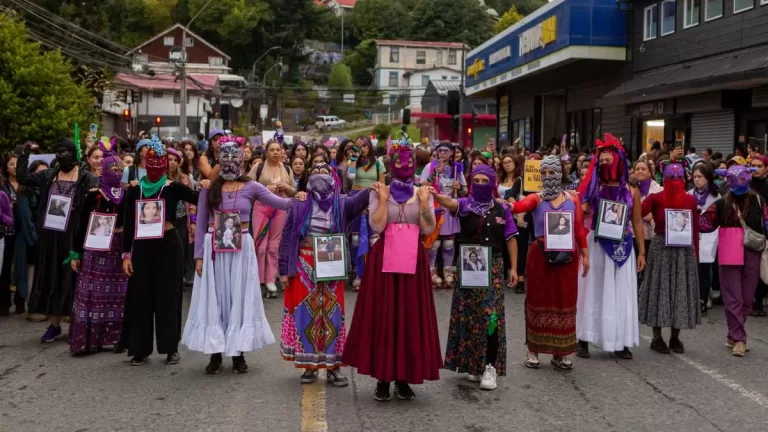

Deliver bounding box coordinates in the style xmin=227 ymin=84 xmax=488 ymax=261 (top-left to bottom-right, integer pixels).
xmin=115 ymin=73 xmax=218 ymax=91
xmin=429 ymin=79 xmax=461 ymax=95
xmin=603 ymin=44 xmax=768 ymax=101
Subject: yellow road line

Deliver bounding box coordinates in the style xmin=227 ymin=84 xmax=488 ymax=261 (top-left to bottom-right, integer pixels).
xmin=301 ymin=370 xmax=328 ymax=432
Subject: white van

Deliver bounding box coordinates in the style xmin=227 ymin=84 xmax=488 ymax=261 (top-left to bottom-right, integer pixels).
xmin=315 ymin=116 xmax=346 ymax=131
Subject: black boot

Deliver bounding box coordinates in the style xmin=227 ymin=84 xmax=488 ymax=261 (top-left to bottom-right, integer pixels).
xmin=614 ymin=347 xmax=633 ymax=360
xmin=650 ymin=337 xmax=670 ymax=354
xmin=576 ymin=340 xmax=590 ymax=358
xmin=13 ymin=294 xmax=25 ymax=315
xmin=232 ymin=355 xmax=249 ymax=373
xmin=205 ymin=353 xmax=223 ymax=374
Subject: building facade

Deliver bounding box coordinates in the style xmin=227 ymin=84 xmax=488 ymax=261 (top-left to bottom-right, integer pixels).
xmin=605 ymin=0 xmax=768 ymax=157
xmin=374 ymin=40 xmax=469 ymax=111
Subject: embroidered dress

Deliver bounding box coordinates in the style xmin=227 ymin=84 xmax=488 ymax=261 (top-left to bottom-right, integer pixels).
xmin=281 ymin=247 xmax=347 ymax=368
xmin=513 ymin=193 xmax=587 ymax=356
xmin=69 ymin=193 xmax=128 ymax=354
xmin=444 ymin=200 xmax=517 ymax=376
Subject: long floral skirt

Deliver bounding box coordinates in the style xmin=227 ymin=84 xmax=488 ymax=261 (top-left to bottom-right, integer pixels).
xmin=343 ymin=237 xmax=442 ymax=384
xmin=280 ymin=246 xmax=346 ymax=369
xmin=69 ymin=234 xmax=128 ymax=354
xmin=444 ymin=256 xmax=507 ymax=376
xmin=525 ymin=241 xmax=579 ymax=356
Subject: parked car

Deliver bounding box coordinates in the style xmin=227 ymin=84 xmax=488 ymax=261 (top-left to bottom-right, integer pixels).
xmin=315 ymin=116 xmax=346 ymax=131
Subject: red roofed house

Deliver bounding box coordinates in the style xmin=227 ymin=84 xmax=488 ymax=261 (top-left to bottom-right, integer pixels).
xmin=100 ymin=24 xmax=246 ymax=140
xmin=374 ymin=40 xmax=470 ymax=112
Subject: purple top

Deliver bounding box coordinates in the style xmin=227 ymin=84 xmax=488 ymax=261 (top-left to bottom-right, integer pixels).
xmin=0 ymin=191 xmax=13 ymax=228
xmin=278 ymin=190 xmax=370 ymax=278
xmin=456 ymin=198 xmax=518 ymax=240
xmin=368 ymin=190 xmax=436 ymax=235
xmin=195 ymin=181 xmax=291 ymax=258
xmin=532 ymin=196 xmax=577 ymax=238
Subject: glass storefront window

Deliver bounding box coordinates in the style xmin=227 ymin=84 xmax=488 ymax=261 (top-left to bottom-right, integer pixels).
xmin=642 ymin=119 xmax=665 ymax=152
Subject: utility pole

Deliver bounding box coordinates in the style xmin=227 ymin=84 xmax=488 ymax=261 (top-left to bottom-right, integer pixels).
xmin=458 ymin=34 xmax=467 ymax=147
xmin=179 ymin=0 xmax=214 ymax=140
xmin=341 ymin=11 xmax=344 ymax=55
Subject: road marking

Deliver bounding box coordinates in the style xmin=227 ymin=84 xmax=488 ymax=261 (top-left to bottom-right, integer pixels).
xmin=301 ymin=370 xmax=328 ymax=432
xmin=640 ymin=335 xmax=768 ymax=408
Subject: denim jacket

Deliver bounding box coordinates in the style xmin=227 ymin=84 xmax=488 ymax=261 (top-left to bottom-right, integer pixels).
xmin=278 ymin=190 xmax=370 ymax=278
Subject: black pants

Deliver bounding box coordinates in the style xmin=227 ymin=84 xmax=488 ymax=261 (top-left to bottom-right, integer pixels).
xmin=123 ymin=231 xmax=184 ymax=358
xmin=175 ymin=217 xmax=194 ymax=282
xmin=486 ymin=330 xmax=499 ymax=365
xmin=755 ymin=280 xmax=768 ymax=311
xmin=699 ymin=263 xmax=713 ymax=304
xmin=0 ymin=235 xmax=13 ymax=312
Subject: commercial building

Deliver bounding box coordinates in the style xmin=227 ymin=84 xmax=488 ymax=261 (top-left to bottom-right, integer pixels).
xmin=466 ymin=0 xmax=768 ymax=158
xmin=603 ymin=0 xmax=768 ymax=156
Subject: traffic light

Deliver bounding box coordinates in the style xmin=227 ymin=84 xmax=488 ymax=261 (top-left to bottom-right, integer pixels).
xmin=122 ymin=109 xmax=131 ymax=122
xmin=467 ymin=127 xmax=473 ymax=135
xmin=154 ymin=116 xmax=162 ymax=127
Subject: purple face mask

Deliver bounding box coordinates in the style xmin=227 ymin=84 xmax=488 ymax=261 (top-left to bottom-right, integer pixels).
xmin=722 ymin=165 xmax=753 ymax=196
xmin=307 ymin=173 xmax=335 ymax=211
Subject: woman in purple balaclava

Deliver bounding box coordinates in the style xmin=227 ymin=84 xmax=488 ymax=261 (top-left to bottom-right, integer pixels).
xmin=700 ymin=164 xmax=768 ymax=357
xmin=277 ymin=162 xmax=372 ymax=387
xmin=432 ymin=164 xmax=519 ymax=391
xmin=343 ymin=136 xmax=441 ymax=402
xmin=68 ymin=138 xmax=129 ymax=355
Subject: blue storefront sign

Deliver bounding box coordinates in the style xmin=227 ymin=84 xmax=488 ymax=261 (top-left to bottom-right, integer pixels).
xmin=465 ymin=0 xmax=627 ymax=95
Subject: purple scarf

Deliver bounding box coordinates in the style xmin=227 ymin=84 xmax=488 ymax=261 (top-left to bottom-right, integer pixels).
xmin=390 ymin=179 xmax=414 ymax=204
xmin=692 ymin=187 xmax=709 ymax=207
xmin=637 ymin=178 xmax=652 ymax=197
xmin=594 ymin=185 xmax=633 ymax=267
xmin=464 ymin=165 xmax=496 ymax=216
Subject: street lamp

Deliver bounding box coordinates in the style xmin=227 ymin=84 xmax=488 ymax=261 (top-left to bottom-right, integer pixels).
xmin=250 ymin=46 xmax=280 ymax=84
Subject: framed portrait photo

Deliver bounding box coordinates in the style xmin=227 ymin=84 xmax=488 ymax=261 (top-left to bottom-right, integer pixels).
xmin=596 ymin=199 xmax=628 ymax=241
xmin=544 ymin=211 xmax=575 ymax=251
xmin=83 ymin=212 xmax=117 ymax=251
xmin=135 ymin=199 xmax=165 ymax=240
xmin=213 ymin=211 xmax=242 ymax=252
xmin=459 ymin=244 xmax=491 ymax=289
xmin=43 ymin=193 xmax=73 ymax=232
xmin=312 ymin=234 xmax=348 ymax=282
xmin=665 ymin=209 xmax=693 ymax=247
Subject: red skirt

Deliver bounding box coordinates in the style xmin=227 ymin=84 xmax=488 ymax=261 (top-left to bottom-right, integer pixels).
xmin=342 ymin=235 xmax=442 ymax=384
xmin=525 ymin=241 xmax=578 ymax=356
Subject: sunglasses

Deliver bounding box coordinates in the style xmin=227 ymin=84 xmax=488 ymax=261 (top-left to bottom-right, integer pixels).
xmin=751 ymin=164 xmax=764 ymax=168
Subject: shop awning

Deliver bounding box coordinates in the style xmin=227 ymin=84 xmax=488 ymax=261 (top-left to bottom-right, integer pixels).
xmin=602 ymin=45 xmax=768 ymax=104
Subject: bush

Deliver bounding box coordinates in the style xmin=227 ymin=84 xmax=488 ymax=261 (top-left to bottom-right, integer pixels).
xmin=372 ymin=123 xmax=391 ymax=141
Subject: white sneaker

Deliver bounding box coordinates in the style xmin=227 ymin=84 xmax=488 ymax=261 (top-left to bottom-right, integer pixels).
xmin=266 ymin=282 xmax=278 ymax=293
xmin=479 ymin=365 xmax=497 ymax=390
xmin=467 ymin=374 xmax=481 ymax=382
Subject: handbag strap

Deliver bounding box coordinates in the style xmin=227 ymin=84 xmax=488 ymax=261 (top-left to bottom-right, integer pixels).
xmin=734 ymin=195 xmax=765 ymax=234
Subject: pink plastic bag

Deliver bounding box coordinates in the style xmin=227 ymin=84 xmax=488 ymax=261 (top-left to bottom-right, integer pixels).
xmin=382 ymin=223 xmax=419 ymax=274
xmin=718 ymin=227 xmax=744 ymax=266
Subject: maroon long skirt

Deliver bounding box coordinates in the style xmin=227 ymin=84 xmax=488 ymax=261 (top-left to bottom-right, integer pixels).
xmin=342 ymin=235 xmax=442 ymax=384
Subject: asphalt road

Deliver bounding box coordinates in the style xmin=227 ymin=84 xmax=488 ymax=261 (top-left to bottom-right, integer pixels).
xmin=2 ymin=288 xmax=768 ymax=432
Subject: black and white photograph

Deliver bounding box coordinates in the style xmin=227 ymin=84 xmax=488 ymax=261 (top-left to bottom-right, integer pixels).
xmin=665 ymin=209 xmax=693 ymax=247
xmin=459 ymin=245 xmax=491 ymax=289
xmin=214 ymin=211 xmax=242 ymax=252
xmin=43 ymin=193 xmax=73 ymax=232
xmin=545 ymin=211 xmax=574 ymax=251
xmin=83 ymin=212 xmax=116 ymax=251
xmin=596 ymin=200 xmax=628 ymax=241
xmin=135 ymin=199 xmax=165 ymax=239
xmin=313 ymin=234 xmax=347 ymax=281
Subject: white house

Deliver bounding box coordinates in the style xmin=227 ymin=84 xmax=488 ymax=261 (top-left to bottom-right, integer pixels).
xmin=373 ymin=40 xmax=469 ymax=112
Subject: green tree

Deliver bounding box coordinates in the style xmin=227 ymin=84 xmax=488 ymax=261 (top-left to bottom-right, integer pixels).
xmin=408 ymin=0 xmax=494 ymax=47
xmin=511 ymin=0 xmax=547 ymax=16
xmin=188 ymin=0 xmax=271 ymax=46
xmin=0 ymin=12 xmax=97 ymax=150
xmin=328 ymin=63 xmax=353 ymax=89
xmin=351 ymin=0 xmax=411 ymax=42
xmin=495 ymin=6 xmax=524 ymax=33
xmin=343 ymin=39 xmax=376 ymax=87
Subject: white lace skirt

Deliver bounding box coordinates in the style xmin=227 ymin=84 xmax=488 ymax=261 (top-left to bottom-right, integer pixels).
xmin=182 ymin=231 xmax=275 ymax=356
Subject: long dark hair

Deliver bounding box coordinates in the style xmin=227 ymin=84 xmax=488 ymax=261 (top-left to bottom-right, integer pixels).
xmin=337 ymin=139 xmax=353 ymax=165
xmin=180 ymin=140 xmax=199 ymax=176
xmin=497 ymin=154 xmax=520 ymax=184
xmin=290 ymin=142 xmax=309 ymax=161
xmin=356 ymin=137 xmax=375 ymax=170
xmin=290 ymin=155 xmax=309 ymax=192
xmin=19 ymin=160 xmax=48 ymax=193
xmin=207 ymin=174 xmax=251 ymax=215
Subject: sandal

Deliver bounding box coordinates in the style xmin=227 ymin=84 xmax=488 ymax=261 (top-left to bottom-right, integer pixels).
xmin=550 ymin=357 xmax=573 ymax=370
xmin=524 ymin=351 xmax=540 ymax=369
